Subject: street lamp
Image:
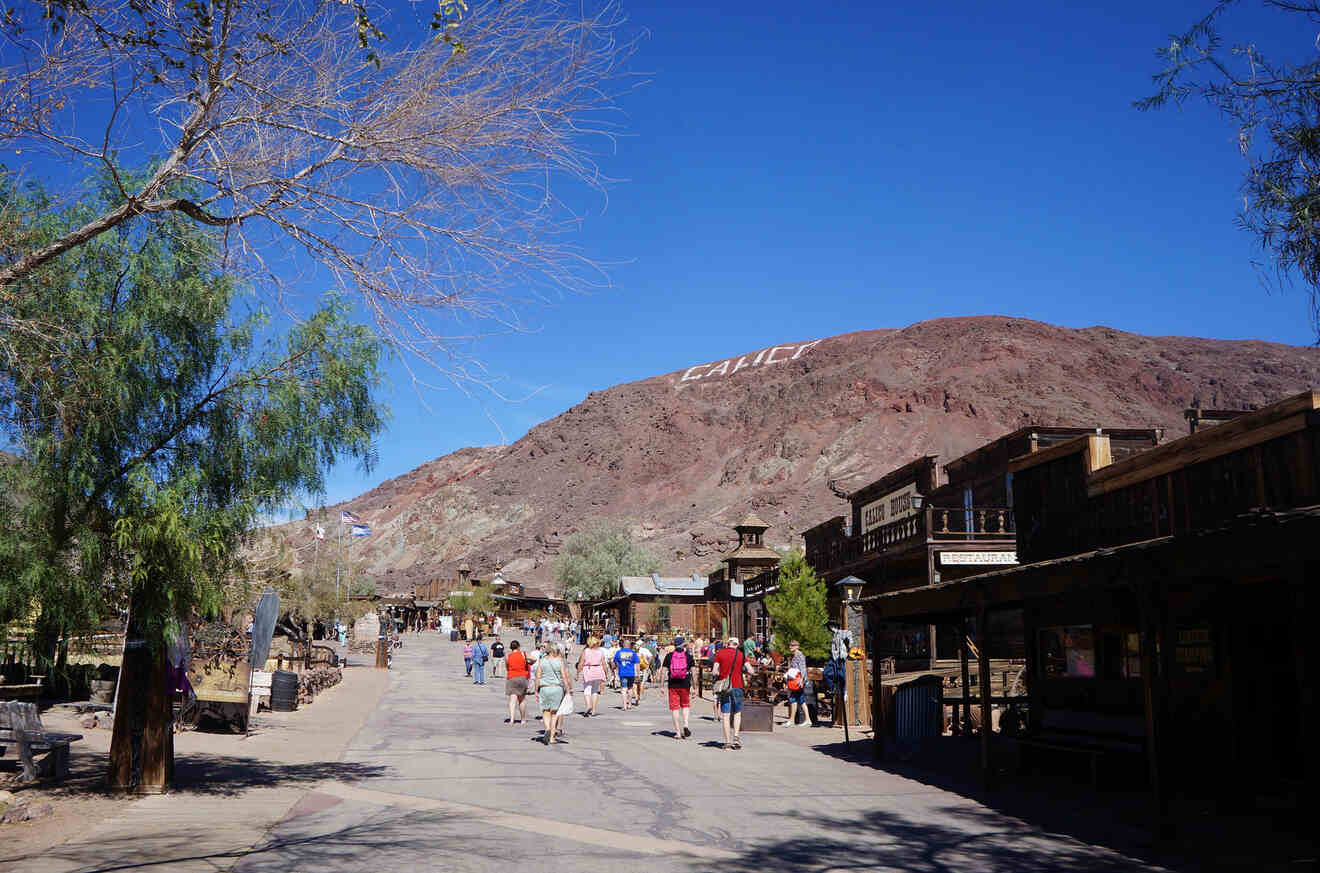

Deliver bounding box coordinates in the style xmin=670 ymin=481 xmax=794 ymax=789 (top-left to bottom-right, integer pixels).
xmin=909 ymin=493 xmax=926 ymax=511
xmin=831 ymin=575 xmax=865 ymax=751
xmin=836 ymin=575 xmax=866 ymax=603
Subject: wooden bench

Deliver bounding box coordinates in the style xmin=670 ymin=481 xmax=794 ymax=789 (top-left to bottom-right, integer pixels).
xmin=1015 ymin=709 xmax=1145 ymax=788
xmin=0 ymin=701 xmax=83 ymax=781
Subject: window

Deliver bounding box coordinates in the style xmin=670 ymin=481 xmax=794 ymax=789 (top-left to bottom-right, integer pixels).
xmin=1039 ymin=625 xmax=1096 ymax=678
xmin=1102 ymin=630 xmax=1143 ymax=679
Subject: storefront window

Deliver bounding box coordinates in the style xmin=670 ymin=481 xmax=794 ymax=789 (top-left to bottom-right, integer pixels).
xmin=1122 ymin=631 xmax=1142 ymax=679
xmin=1101 ymin=630 xmax=1143 ymax=679
xmin=1039 ymin=625 xmax=1096 ymax=678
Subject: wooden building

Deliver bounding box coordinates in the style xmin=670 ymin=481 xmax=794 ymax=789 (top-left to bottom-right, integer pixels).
xmin=804 ymin=426 xmax=1159 ymax=670
xmin=862 ymin=390 xmax=1319 ymax=829
xmin=595 ymin=573 xmax=711 ymax=636
xmin=704 ymin=513 xmax=783 ymax=641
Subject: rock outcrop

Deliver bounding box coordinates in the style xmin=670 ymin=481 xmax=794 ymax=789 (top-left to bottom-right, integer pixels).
xmin=263 ymin=316 xmax=1320 ymax=596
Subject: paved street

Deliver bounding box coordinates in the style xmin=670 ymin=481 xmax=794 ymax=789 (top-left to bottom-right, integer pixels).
xmin=226 ymin=633 xmax=1166 ymax=873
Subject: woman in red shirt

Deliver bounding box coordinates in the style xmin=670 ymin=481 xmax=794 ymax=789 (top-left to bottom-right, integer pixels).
xmin=504 ymin=640 xmax=530 ymax=724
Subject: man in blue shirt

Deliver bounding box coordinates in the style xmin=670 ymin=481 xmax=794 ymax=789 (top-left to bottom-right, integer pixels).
xmin=471 ymin=638 xmax=489 ymax=685
xmin=612 ymin=639 xmax=639 ymax=710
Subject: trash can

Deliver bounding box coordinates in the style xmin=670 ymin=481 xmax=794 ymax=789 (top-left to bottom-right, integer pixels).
xmin=894 ymin=675 xmax=943 ymax=742
xmin=450 ymin=629 xmax=459 ymax=642
xmin=270 ymin=669 xmax=299 ymax=712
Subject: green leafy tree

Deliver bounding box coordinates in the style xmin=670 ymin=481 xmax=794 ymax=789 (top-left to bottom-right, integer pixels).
xmin=465 ymin=582 xmax=497 ymax=615
xmin=0 ymin=174 xmax=386 ymax=787
xmin=552 ymin=519 xmax=660 ymax=601
xmin=765 ymin=549 xmax=831 ymax=660
xmin=1139 ymin=0 xmax=1320 ymax=337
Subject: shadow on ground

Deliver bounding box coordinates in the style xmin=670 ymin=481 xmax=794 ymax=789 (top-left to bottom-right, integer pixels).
xmin=706 ymin=806 xmax=1165 ymax=873
xmin=2 ymin=754 xmax=388 ymax=800
xmin=3 ymin=807 xmax=456 ymax=873
xmin=171 ymin=755 xmax=389 ymax=796
xmin=802 ymin=738 xmax=1317 ymax=873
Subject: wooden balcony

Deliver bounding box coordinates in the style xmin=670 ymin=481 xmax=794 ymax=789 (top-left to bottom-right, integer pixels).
xmin=807 ymin=506 xmax=1016 ymax=576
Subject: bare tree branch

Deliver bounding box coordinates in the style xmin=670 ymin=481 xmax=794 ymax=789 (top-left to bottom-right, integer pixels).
xmin=0 ymin=0 xmax=634 ymax=383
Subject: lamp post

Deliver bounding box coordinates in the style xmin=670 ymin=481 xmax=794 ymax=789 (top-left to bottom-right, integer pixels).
xmin=833 ymin=576 xmax=865 ymax=749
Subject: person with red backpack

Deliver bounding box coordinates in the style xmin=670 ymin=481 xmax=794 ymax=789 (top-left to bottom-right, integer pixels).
xmin=781 ymin=639 xmax=809 ymax=727
xmin=663 ymin=636 xmax=693 ymax=739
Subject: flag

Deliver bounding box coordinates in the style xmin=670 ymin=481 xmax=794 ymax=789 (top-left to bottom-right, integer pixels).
xmin=351 ymin=524 xmax=371 ymax=537
xmin=341 ymin=510 xmax=361 ymax=525
xmin=314 ymin=525 xmax=326 ymax=541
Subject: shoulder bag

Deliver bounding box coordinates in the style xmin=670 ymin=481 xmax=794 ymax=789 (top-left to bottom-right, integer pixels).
xmin=712 ymin=651 xmax=742 ymax=696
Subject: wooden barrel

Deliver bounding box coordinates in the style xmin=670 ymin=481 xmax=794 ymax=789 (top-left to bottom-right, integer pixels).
xmin=269 ymin=669 xmax=299 ymax=711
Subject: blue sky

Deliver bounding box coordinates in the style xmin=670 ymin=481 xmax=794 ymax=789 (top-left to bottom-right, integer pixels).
xmin=341 ymin=0 xmax=1315 ymax=509
xmin=5 ymin=1 xmax=1317 ymax=511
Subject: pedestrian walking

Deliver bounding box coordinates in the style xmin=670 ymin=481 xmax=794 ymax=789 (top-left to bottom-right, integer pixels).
xmin=663 ymin=636 xmax=693 ymax=739
xmin=534 ymin=642 xmax=568 ymax=745
xmin=781 ymin=639 xmax=808 ymax=727
xmin=612 ymin=638 xmax=640 ymax=710
xmin=602 ymin=637 xmax=619 ymax=690
xmin=463 ymin=614 xmax=474 ymax=642
xmin=471 ymin=637 xmax=489 ymax=684
xmin=463 ymin=641 xmax=474 ymax=676
xmin=555 ymin=656 xmax=576 ymax=737
xmin=505 ymin=640 xmax=530 ymax=724
xmin=634 ymin=638 xmax=652 ymax=704
xmin=577 ymin=636 xmax=607 ymax=716
xmin=493 ymin=615 xmax=503 ymax=636
xmin=712 ymin=636 xmax=755 ymax=750
xmin=490 ymin=636 xmax=506 ymax=677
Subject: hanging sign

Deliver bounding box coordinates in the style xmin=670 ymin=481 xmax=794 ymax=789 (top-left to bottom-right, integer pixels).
xmin=939 ymin=551 xmax=1018 ymax=565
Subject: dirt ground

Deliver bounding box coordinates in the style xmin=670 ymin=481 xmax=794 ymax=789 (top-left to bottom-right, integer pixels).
xmin=0 ymin=666 xmax=372 ymax=859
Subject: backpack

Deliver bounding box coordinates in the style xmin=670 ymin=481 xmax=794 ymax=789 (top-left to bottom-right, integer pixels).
xmin=668 ymin=649 xmax=689 ymax=680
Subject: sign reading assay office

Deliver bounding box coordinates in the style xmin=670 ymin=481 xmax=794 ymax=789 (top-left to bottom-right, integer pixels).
xmin=677 ymin=339 xmax=823 ymax=383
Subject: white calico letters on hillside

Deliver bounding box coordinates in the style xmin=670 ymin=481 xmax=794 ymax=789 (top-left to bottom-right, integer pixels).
xmin=679 ymin=339 xmax=822 ymax=383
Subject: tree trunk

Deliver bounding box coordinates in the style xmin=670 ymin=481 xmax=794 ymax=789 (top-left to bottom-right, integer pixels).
xmin=107 ymin=609 xmax=174 ymax=793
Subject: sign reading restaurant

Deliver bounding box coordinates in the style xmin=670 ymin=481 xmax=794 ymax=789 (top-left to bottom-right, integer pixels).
xmin=939 ymin=551 xmax=1019 ymax=565
xmin=677 ymin=339 xmax=823 ymax=383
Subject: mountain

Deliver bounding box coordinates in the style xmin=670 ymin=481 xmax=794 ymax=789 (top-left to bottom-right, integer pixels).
xmin=263 ymin=316 xmax=1320 ymax=597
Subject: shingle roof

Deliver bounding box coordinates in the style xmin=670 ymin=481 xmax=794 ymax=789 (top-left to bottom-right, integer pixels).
xmin=619 ymin=572 xmax=709 ymax=597
xmin=736 ymin=512 xmax=770 ymax=530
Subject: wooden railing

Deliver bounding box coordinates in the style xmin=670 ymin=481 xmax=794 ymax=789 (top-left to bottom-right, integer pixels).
xmin=743 ymin=567 xmax=780 ymax=599
xmin=928 ymin=506 xmax=1016 ymax=539
xmin=808 ymin=506 xmax=1016 ymax=574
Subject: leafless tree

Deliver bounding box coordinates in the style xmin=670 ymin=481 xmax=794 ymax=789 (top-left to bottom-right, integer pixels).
xmin=0 ymin=0 xmax=632 ymax=383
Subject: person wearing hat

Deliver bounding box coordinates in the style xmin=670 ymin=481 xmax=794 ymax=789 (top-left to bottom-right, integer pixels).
xmin=712 ymin=636 xmax=755 ymax=749
xmin=662 ymin=636 xmax=694 ymax=739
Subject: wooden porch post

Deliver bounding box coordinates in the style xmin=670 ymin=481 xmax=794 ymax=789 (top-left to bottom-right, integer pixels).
xmin=957 ymin=616 xmax=972 ymax=738
xmin=1139 ymin=578 xmax=1174 ymax=837
xmin=975 ymin=605 xmax=995 ymax=789
xmin=1297 ymin=561 xmax=1318 ymax=795
xmin=870 ymin=605 xmax=886 ymax=761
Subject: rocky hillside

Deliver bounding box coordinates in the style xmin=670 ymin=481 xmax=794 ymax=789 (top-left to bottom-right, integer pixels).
xmin=263 ymin=316 xmax=1320 ymax=596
